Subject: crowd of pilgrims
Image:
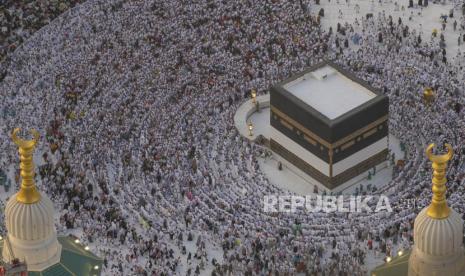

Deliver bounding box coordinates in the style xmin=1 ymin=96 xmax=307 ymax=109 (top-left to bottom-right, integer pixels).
xmin=0 ymin=0 xmax=86 ymax=68
xmin=0 ymin=0 xmax=465 ymax=275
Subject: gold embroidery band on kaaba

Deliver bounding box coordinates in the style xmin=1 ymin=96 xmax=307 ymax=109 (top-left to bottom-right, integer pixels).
xmin=303 ymin=135 xmax=317 ymax=146
xmin=333 ymin=116 xmax=387 ymax=148
xmin=271 ymin=106 xmax=388 ymax=150
xmin=362 ymin=128 xmax=377 ymax=139
xmin=340 ymin=140 xmax=355 ymax=151
xmin=280 ymin=119 xmax=294 ymax=131
xmin=271 ymin=106 xmax=332 ymax=148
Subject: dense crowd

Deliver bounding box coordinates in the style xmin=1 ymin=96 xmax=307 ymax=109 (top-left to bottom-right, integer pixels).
xmin=0 ymin=0 xmax=86 ymax=80
xmin=0 ymin=0 xmax=465 ymax=275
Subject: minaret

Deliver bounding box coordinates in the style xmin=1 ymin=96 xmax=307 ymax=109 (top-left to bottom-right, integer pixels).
xmin=408 ymin=143 xmax=465 ymax=275
xmin=2 ymin=128 xmax=62 ymax=271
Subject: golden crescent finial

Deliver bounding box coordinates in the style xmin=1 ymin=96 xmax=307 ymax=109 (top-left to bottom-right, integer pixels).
xmin=11 ymin=128 xmax=41 ymax=204
xmin=425 ymin=143 xmax=453 ymax=219
xmin=425 ymin=143 xmax=453 ymax=163
xmin=12 ymin=128 xmax=39 ymax=149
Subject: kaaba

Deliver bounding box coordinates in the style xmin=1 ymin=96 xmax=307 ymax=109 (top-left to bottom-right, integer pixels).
xmin=270 ymin=61 xmax=389 ymax=190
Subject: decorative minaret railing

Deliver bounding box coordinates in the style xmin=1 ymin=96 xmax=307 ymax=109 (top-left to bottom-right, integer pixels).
xmin=11 ymin=128 xmax=41 ymax=204
xmin=425 ymin=143 xmax=453 ymax=219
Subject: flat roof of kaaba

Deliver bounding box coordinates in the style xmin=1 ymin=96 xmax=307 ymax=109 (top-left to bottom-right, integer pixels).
xmin=270 ymin=60 xmax=389 ymax=128
xmin=283 ymin=65 xmax=376 ymax=119
xmin=271 ymin=60 xmax=388 ymax=143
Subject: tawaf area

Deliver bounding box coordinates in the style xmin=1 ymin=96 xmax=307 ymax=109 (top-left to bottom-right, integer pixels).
xmin=1 ymin=0 xmax=465 ymax=275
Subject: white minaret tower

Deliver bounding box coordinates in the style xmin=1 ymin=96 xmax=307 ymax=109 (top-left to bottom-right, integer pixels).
xmin=2 ymin=128 xmax=62 ymax=271
xmin=408 ymin=144 xmax=465 ymax=276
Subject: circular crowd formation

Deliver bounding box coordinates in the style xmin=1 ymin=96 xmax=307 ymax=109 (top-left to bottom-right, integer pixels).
xmin=1 ymin=0 xmax=465 ymax=275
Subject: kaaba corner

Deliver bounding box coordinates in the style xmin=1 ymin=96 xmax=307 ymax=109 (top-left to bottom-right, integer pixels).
xmin=270 ymin=60 xmax=389 ymax=190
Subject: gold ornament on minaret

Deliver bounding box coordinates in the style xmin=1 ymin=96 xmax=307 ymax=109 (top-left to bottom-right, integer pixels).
xmin=425 ymin=143 xmax=453 ymax=219
xmin=11 ymin=128 xmax=41 ymax=204
xmin=423 ymin=87 xmax=435 ymax=104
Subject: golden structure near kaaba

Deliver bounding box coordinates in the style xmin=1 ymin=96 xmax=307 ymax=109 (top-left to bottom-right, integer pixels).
xmin=248 ymin=122 xmax=254 ymax=136
xmin=423 ymin=87 xmax=435 ymax=104
xmin=251 ymin=89 xmax=257 ymax=104
xmin=11 ymin=128 xmax=41 ymax=204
